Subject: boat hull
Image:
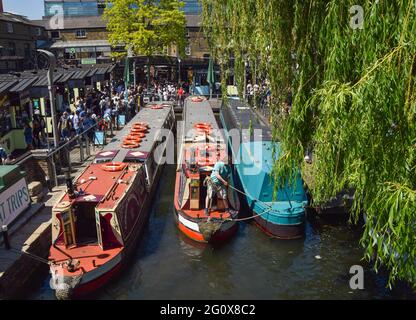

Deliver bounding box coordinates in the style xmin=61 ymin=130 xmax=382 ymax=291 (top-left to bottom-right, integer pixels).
xmin=252 ymin=215 xmax=304 ymax=239
xmin=174 ymin=209 xmax=238 ymax=244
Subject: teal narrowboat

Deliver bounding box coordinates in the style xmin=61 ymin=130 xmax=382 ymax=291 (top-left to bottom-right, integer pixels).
xmin=220 ymin=100 xmax=308 ymax=239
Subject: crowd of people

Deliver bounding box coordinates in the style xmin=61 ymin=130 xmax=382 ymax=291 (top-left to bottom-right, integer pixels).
xmin=0 ymin=79 xmax=192 ymax=165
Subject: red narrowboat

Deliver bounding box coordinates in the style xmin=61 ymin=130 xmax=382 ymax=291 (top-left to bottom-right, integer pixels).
xmin=49 ymin=103 xmax=175 ymax=299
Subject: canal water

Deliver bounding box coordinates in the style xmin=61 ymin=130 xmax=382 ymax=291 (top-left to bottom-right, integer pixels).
xmin=31 ymin=164 xmax=415 ymax=300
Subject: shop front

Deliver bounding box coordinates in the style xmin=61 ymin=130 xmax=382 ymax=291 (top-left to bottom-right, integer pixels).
xmin=0 ymin=85 xmax=33 ymax=155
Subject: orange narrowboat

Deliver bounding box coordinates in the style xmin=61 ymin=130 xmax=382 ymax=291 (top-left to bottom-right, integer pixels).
xmin=174 ymin=97 xmax=240 ymax=244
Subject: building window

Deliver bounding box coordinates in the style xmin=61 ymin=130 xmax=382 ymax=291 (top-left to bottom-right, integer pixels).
xmin=6 ymin=23 xmax=14 ymax=33
xmin=35 ymin=27 xmax=42 ymax=36
xmin=8 ymin=42 xmax=16 ymax=56
xmin=185 ymin=45 xmax=191 ymax=56
xmin=75 ymin=29 xmax=87 ymax=38
xmin=24 ymin=43 xmax=31 ymax=58
xmin=51 ymin=31 xmax=60 ymax=39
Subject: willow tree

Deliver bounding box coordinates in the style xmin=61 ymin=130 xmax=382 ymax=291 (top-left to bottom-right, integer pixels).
xmin=202 ymin=0 xmax=416 ymax=288
xmin=104 ymin=0 xmax=187 ymax=85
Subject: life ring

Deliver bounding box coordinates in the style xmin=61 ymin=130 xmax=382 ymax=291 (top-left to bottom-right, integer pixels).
xmin=192 ymin=96 xmax=204 ymax=102
xmin=131 ymin=126 xmax=148 ymax=133
xmin=195 ymin=128 xmax=212 ymax=135
xmin=133 ymin=122 xmax=149 ymax=128
xmin=102 ymin=162 xmax=127 ymax=172
xmin=194 ymin=123 xmax=212 ymax=130
xmin=124 ymin=136 xmax=142 ymax=144
xmin=128 ymin=132 xmax=146 ymax=138
xmin=121 ymin=141 xmax=140 ymax=149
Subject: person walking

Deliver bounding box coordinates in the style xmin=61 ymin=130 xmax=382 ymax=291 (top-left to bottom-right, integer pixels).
xmin=178 ymin=86 xmax=185 ymax=108
xmin=0 ymin=144 xmax=8 ymax=165
xmin=23 ymin=122 xmax=34 ymax=151
xmin=32 ymin=116 xmax=42 ymax=149
xmin=58 ymin=111 xmax=72 ymax=141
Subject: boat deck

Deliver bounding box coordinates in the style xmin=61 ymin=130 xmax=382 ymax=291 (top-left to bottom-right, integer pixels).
xmin=57 ymin=163 xmax=139 ymax=210
xmin=105 ymin=102 xmax=174 ymax=163
xmin=221 ymin=99 xmax=272 ymax=142
xmin=183 ymin=98 xmax=224 ymax=143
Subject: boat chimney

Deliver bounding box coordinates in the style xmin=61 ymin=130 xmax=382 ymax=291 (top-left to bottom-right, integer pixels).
xmin=64 ymin=168 xmax=76 ymax=199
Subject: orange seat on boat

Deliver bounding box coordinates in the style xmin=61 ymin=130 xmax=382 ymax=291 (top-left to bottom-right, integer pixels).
xmin=101 ymin=162 xmax=127 ymax=172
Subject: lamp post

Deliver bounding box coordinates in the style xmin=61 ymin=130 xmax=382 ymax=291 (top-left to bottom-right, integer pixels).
xmin=178 ymin=57 xmax=182 ymax=86
xmin=37 ymin=49 xmax=59 ymax=149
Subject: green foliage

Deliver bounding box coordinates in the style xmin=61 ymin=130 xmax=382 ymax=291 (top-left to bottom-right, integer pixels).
xmin=104 ymin=0 xmax=186 ymax=57
xmin=202 ymin=0 xmax=416 ymax=288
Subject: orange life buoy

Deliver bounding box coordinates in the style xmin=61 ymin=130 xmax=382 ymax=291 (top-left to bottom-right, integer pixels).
xmin=133 ymin=122 xmax=149 ymax=129
xmin=128 ymin=132 xmax=146 ymax=138
xmin=131 ymin=126 xmax=148 ymax=133
xmin=124 ymin=136 xmax=142 ymax=144
xmin=194 ymin=123 xmax=212 ymax=130
xmin=102 ymin=162 xmax=127 ymax=172
xmin=121 ymin=140 xmax=140 ymax=149
xmin=192 ymin=96 xmax=204 ymax=102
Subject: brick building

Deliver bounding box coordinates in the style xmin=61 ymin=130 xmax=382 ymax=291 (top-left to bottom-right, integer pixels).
xmin=0 ymin=1 xmax=48 ymax=73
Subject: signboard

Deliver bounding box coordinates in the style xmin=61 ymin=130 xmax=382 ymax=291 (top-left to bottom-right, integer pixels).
xmin=81 ymin=58 xmax=97 ymax=65
xmin=0 ymin=177 xmax=30 ymax=226
xmin=96 ymin=46 xmax=111 ymax=52
xmin=118 ymin=115 xmax=126 ymax=126
xmin=94 ymin=131 xmax=105 ymax=145
xmin=65 ymin=48 xmax=80 ymax=53
xmin=81 ymin=47 xmax=96 ymax=53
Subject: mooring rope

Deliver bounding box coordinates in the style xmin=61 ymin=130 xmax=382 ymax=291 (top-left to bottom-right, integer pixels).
xmin=9 ymin=247 xmax=50 ymax=265
xmin=209 ymin=183 xmax=277 ymax=222
xmin=227 ymin=207 xmax=275 ymax=222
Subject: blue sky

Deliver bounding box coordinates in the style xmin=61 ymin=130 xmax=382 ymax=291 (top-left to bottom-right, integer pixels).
xmin=3 ymin=0 xmax=44 ymax=19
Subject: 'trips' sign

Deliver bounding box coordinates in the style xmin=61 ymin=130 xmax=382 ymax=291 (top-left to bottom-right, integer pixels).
xmin=0 ymin=178 xmax=31 ymax=226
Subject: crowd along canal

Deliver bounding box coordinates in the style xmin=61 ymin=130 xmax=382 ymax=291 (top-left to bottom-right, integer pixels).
xmin=29 ymin=113 xmax=416 ymax=300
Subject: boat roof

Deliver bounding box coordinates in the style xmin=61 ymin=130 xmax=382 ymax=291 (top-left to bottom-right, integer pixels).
xmin=221 ymin=99 xmax=272 ymax=142
xmin=55 ymin=163 xmax=140 ymax=211
xmin=183 ymin=97 xmax=224 ymax=143
xmin=104 ymin=102 xmax=174 ymax=163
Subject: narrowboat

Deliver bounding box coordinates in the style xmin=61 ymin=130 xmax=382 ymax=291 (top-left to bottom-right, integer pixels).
xmin=49 ymin=102 xmax=175 ymax=299
xmin=220 ymin=99 xmax=308 ymax=239
xmin=174 ymin=96 xmax=240 ymax=244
